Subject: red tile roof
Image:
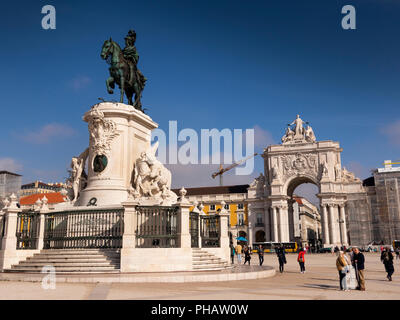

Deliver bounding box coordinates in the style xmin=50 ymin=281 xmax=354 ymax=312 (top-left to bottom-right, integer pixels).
xmin=20 ymin=192 xmax=65 ymax=205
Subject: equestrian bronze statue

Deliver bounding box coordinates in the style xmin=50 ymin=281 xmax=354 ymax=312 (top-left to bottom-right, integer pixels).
xmin=100 ymin=30 xmax=147 ymax=111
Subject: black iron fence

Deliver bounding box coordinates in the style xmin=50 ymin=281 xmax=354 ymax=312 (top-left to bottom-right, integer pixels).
xmin=136 ymin=206 xmax=179 ymax=248
xmin=201 ymin=215 xmax=220 ymax=247
xmin=16 ymin=211 xmax=40 ymax=250
xmin=189 ymin=212 xmax=199 ymax=248
xmin=43 ymin=208 xmax=124 ymax=249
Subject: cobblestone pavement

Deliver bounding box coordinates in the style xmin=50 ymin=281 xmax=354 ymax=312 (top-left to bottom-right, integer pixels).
xmin=0 ymin=253 xmax=399 ymax=300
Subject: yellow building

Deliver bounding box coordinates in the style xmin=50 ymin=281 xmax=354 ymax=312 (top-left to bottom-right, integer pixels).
xmin=173 ymin=185 xmax=249 ymax=243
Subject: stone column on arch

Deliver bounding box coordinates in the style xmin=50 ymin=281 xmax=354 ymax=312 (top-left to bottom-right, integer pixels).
xmin=328 ymin=204 xmax=338 ymax=245
xmin=271 ymin=206 xmax=279 ymax=242
xmin=264 ymin=207 xmax=271 ymax=241
xmin=339 ymin=204 xmax=348 ymax=245
xmin=278 ymin=204 xmax=290 ymax=243
xmin=321 ymin=204 xmax=330 ymax=245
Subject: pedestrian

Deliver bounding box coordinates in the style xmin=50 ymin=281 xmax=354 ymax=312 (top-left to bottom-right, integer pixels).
xmin=381 ymin=247 xmax=394 ymax=281
xmin=276 ymin=244 xmax=287 ymax=273
xmin=235 ymin=242 xmax=242 ymax=264
xmin=336 ymin=251 xmax=349 ymax=291
xmin=257 ymin=245 xmax=264 ymax=266
xmin=395 ymin=248 xmax=400 ymax=260
xmin=352 ymin=247 xmax=366 ymax=291
xmin=297 ymin=248 xmax=306 ymax=273
xmin=331 ymin=247 xmax=334 ymax=255
xmin=244 ymin=245 xmax=251 ymax=265
xmin=230 ymin=243 xmax=236 ymax=264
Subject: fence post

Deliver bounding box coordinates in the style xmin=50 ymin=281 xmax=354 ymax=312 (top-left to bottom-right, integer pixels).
xmin=121 ymin=200 xmax=138 ymax=250
xmin=219 ymin=201 xmax=231 ymax=262
xmin=177 ymin=188 xmax=191 ymax=249
xmin=37 ymin=196 xmax=49 ymax=250
xmin=0 ymin=194 xmax=21 ymax=270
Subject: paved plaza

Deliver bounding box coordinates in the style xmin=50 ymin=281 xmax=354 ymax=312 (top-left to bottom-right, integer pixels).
xmin=0 ymin=252 xmax=399 ymax=300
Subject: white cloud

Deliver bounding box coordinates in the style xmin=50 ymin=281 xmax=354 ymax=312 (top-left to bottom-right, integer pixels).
xmin=0 ymin=158 xmax=23 ymax=173
xmin=253 ymin=125 xmax=275 ymax=148
xmin=381 ymin=119 xmax=400 ymax=146
xmin=20 ymin=123 xmax=76 ymax=144
xmin=70 ymin=75 xmax=92 ymax=91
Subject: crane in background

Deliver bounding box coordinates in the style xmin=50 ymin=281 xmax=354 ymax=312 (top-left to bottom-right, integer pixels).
xmin=211 ymin=153 xmax=258 ymax=186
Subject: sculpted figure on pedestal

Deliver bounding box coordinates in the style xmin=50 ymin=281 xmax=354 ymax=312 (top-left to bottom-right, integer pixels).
xmin=281 ymin=125 xmax=294 ymax=143
xmin=341 ymin=167 xmax=361 ymax=182
xmin=335 ymin=163 xmax=342 ymax=181
xmin=290 ymin=114 xmax=305 ymax=138
xmin=305 ymin=125 xmax=316 ymax=143
xmin=130 ymin=142 xmax=177 ymax=205
xmin=68 ymin=148 xmax=89 ymax=203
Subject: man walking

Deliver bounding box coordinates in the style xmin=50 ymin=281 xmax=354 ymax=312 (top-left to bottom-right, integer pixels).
xmin=276 ymin=244 xmax=287 ymax=273
xmin=257 ymin=245 xmax=264 ymax=266
xmin=381 ymin=247 xmax=395 ymax=281
xmin=235 ymin=243 xmax=243 ymax=265
xmin=352 ymin=247 xmax=366 ymax=291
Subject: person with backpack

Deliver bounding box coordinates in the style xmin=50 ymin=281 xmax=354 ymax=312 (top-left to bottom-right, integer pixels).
xmin=297 ymin=248 xmax=306 ymax=273
xmin=381 ymin=247 xmax=395 ymax=281
xmin=276 ymin=244 xmax=287 ymax=273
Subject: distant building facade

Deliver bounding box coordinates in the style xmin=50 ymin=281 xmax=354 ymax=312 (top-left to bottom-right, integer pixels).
xmin=363 ymin=160 xmax=400 ymax=245
xmin=20 ymin=181 xmax=68 ymax=197
xmin=0 ymin=171 xmax=22 ymax=199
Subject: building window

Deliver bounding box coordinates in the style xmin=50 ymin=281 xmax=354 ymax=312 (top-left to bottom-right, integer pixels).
xmin=238 ymin=203 xmax=244 ymax=210
xmin=224 ymin=204 xmax=229 ymax=210
xmin=210 ymin=204 xmax=215 ymax=211
xmin=237 ymin=213 xmax=244 ymax=226
xmin=256 ymin=213 xmax=263 ymax=224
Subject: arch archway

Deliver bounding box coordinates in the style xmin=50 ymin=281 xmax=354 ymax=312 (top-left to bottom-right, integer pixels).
xmin=258 ymin=115 xmax=367 ymax=247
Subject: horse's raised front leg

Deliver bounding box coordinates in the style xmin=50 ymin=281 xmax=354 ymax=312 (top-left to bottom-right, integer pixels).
xmin=106 ymin=77 xmax=114 ymax=94
xmin=120 ymin=76 xmax=125 ymax=103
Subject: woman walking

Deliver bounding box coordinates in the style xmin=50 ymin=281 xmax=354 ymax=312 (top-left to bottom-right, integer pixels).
xmin=297 ymin=248 xmax=306 ymax=273
xmin=336 ymin=251 xmax=349 ymax=291
xmin=381 ymin=247 xmax=394 ymax=281
xmin=244 ymin=245 xmax=251 ymax=265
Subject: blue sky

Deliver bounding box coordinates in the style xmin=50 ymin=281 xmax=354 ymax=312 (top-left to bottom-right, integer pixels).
xmin=0 ymin=0 xmax=399 ymax=192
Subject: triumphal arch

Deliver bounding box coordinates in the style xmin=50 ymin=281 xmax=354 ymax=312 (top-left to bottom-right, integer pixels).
xmin=250 ymin=115 xmax=367 ymax=247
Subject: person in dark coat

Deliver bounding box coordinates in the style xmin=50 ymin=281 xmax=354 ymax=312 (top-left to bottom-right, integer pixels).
xmin=244 ymin=245 xmax=251 ymax=265
xmin=257 ymin=245 xmax=264 ymax=266
xmin=381 ymin=247 xmax=395 ymax=281
xmin=276 ymin=245 xmax=287 ymax=273
xmin=352 ymin=247 xmax=366 ymax=291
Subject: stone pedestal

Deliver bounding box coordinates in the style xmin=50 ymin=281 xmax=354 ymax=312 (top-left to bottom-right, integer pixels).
xmin=78 ymin=102 xmax=158 ymax=207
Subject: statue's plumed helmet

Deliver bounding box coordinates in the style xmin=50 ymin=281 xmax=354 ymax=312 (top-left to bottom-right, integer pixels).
xmin=125 ymin=30 xmax=136 ymax=40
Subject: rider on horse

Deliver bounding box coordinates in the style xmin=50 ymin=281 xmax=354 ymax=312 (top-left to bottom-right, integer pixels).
xmin=122 ymin=30 xmax=146 ymax=93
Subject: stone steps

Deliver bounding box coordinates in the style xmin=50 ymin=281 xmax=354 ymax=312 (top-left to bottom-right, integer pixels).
xmin=191 ymin=248 xmax=230 ymax=271
xmin=4 ymin=249 xmax=121 ymax=273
